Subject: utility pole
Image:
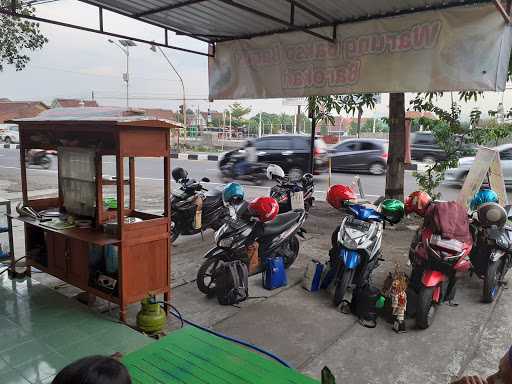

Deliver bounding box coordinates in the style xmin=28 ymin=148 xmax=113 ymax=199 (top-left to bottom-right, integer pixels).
xmin=229 ymin=110 xmax=232 ymax=139
xmin=109 ymin=39 xmax=136 ymax=109
xmin=258 ymin=112 xmax=262 ymax=138
xmin=150 ymin=44 xmax=186 ymax=133
xmin=295 ymin=105 xmax=301 ymax=134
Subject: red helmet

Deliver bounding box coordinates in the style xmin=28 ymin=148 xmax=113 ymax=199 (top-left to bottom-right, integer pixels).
xmin=405 ymin=191 xmax=432 ymax=216
xmin=327 ymin=184 xmax=356 ymax=209
xmin=249 ymin=196 xmax=279 ymax=222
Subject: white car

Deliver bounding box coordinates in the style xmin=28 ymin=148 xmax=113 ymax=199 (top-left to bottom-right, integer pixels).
xmin=444 ymin=144 xmax=512 ymax=186
xmin=0 ymin=124 xmax=19 ymax=144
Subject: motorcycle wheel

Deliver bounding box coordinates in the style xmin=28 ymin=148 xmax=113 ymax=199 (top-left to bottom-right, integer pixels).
xmin=41 ymin=155 xmax=52 ymax=169
xmin=304 ymin=198 xmax=313 ymax=212
xmin=283 ymin=235 xmax=300 ymax=268
xmin=334 ymin=269 xmax=354 ymax=307
xmin=196 ymin=257 xmax=221 ymax=295
xmin=483 ymin=258 xmax=504 ymax=303
xmin=170 ymin=221 xmax=179 ymax=243
xmin=331 ymin=226 xmax=340 ymax=249
xmin=416 ymin=286 xmax=436 ymax=329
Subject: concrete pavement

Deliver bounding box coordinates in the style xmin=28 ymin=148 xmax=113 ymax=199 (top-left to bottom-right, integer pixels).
xmin=2 ymin=148 xmax=512 ymax=383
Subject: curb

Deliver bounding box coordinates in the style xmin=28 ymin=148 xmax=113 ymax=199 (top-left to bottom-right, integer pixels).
xmin=170 ymin=153 xmax=220 ymax=161
xmin=2 ymin=144 xmax=20 ymax=150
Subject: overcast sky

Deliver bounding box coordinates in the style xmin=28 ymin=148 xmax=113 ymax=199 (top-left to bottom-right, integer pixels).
xmin=0 ymin=0 xmax=510 ymax=120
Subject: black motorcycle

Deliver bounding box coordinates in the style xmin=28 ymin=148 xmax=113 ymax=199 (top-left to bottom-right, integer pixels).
xmin=220 ymin=153 xmax=267 ymax=185
xmin=170 ymin=168 xmax=227 ymax=243
xmin=196 ymin=201 xmax=306 ymax=295
xmin=26 ymin=150 xmax=54 ymax=169
xmin=270 ymin=173 xmax=315 ymax=213
xmin=470 ymin=203 xmax=512 ymax=302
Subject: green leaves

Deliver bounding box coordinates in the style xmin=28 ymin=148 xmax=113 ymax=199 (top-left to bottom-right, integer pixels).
xmin=307 ymin=94 xmax=378 ymax=130
xmin=410 ymin=92 xmax=473 ymax=197
xmin=0 ymin=0 xmax=48 ymax=72
xmin=228 ymin=102 xmax=251 ymax=128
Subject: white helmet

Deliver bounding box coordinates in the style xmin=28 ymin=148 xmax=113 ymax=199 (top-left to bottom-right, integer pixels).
xmin=266 ymin=164 xmax=285 ymax=180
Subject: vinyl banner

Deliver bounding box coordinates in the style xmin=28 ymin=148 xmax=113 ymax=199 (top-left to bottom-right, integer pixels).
xmin=209 ymin=4 xmax=511 ymax=99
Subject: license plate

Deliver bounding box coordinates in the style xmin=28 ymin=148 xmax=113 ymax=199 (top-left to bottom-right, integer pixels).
xmin=290 ymin=191 xmax=304 ymax=210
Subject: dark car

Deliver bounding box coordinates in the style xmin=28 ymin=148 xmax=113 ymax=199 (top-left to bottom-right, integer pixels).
xmin=219 ymin=135 xmax=328 ymax=179
xmin=410 ymin=131 xmax=476 ymax=163
xmin=328 ymin=139 xmax=388 ymax=175
xmin=410 ymin=132 xmax=445 ymax=163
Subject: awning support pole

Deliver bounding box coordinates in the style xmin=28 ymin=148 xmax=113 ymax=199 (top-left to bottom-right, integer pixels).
xmin=0 ymin=8 xmax=213 ymax=57
xmin=218 ymin=0 xmax=335 ymax=43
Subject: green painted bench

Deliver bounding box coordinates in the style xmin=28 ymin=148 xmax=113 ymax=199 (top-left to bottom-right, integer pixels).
xmin=123 ymin=326 xmax=319 ymax=384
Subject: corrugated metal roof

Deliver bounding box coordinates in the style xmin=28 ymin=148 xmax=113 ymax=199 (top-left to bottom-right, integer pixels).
xmin=84 ymin=0 xmax=492 ymax=42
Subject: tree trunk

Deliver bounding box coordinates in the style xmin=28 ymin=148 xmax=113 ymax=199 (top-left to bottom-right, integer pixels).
xmin=385 ymin=93 xmax=405 ymax=200
xmin=357 ymin=110 xmax=362 ymax=138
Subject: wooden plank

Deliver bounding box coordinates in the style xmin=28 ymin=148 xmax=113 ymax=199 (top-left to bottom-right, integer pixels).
xmin=489 ymin=152 xmax=508 ymax=205
xmin=129 ymin=157 xmax=135 ymax=211
xmin=13 ymin=216 xmax=120 ymax=245
xmin=457 ymin=148 xmax=501 ymax=208
xmin=123 ymin=326 xmax=319 ymax=384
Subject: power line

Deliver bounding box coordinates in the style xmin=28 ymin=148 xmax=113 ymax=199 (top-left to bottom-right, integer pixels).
xmin=29 ymin=65 xmax=180 ymax=82
xmin=95 ymin=96 xmax=210 ymax=101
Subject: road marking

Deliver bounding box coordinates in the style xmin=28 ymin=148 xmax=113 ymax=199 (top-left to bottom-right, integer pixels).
xmin=0 ymin=165 xmax=58 ymax=174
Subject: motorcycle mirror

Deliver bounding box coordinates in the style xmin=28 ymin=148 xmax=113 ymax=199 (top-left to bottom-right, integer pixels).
xmin=202 ymin=177 xmax=210 ymax=182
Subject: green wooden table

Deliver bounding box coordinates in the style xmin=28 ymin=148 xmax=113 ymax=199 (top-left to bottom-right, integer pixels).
xmin=123 ymin=326 xmax=319 ymax=384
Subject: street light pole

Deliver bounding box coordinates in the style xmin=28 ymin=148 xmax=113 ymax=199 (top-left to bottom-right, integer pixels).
xmin=109 ymin=39 xmax=136 ymax=109
xmin=150 ymin=44 xmax=187 ymax=132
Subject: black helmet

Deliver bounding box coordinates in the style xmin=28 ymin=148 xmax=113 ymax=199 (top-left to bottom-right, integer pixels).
xmin=477 ymin=202 xmax=507 ymax=228
xmin=172 ymin=167 xmax=188 ymax=182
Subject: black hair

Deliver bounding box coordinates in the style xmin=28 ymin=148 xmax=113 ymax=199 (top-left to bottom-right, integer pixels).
xmin=52 ymin=356 xmax=131 ymax=384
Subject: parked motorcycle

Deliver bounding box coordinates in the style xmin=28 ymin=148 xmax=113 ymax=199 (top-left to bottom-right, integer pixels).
xmin=170 ymin=167 xmax=227 ymax=243
xmin=329 ymin=199 xmax=403 ymax=307
xmin=470 ymin=202 xmax=512 ymax=303
xmin=26 ymin=149 xmax=55 ymax=169
xmin=220 ymin=153 xmax=267 ymax=185
xmin=196 ymin=199 xmax=306 ymax=296
xmin=409 ymin=201 xmax=473 ymax=329
xmin=267 ymin=164 xmax=315 ymax=213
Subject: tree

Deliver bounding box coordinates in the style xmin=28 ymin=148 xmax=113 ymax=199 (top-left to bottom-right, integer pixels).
xmin=409 ymin=92 xmax=481 ymax=198
xmin=229 ymin=102 xmax=251 ymax=128
xmin=386 ymin=93 xmax=406 ymax=200
xmin=0 ymin=1 xmax=48 ymax=72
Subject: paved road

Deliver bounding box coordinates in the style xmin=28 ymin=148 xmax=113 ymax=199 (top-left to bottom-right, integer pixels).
xmin=0 ymin=148 xmax=472 ymax=201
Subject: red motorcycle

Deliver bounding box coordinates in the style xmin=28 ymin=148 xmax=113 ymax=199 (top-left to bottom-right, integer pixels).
xmin=409 ymin=201 xmax=473 ymax=329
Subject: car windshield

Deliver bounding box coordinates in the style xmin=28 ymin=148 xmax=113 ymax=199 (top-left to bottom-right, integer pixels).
xmin=9 ymin=127 xmax=18 ymax=132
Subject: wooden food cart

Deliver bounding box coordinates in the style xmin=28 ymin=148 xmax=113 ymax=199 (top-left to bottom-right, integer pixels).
xmin=12 ymin=115 xmax=175 ymax=321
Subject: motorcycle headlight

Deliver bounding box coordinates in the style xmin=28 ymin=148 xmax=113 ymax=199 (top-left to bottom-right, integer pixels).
xmin=218 ymin=237 xmax=234 ymax=248
xmin=343 ymin=235 xmax=358 ymax=250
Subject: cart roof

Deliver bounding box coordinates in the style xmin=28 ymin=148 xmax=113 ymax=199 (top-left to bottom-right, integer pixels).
xmin=10 ymin=107 xmax=183 ymax=129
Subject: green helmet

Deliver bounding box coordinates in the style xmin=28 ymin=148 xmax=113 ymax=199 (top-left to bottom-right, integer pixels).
xmin=381 ymin=199 xmax=405 ymax=224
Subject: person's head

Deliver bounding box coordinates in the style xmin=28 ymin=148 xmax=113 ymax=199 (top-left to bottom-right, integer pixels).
xmin=52 ymin=356 xmax=131 ymax=384
xmin=488 ymin=346 xmax=512 ymax=384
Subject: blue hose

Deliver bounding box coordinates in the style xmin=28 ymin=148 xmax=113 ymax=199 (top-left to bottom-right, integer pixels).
xmin=160 ymin=301 xmax=291 ymax=368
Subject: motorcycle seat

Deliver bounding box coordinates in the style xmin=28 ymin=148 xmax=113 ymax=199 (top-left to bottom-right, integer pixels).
xmin=203 ymin=189 xmax=223 ymax=208
xmin=262 ymin=211 xmax=301 ymax=236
